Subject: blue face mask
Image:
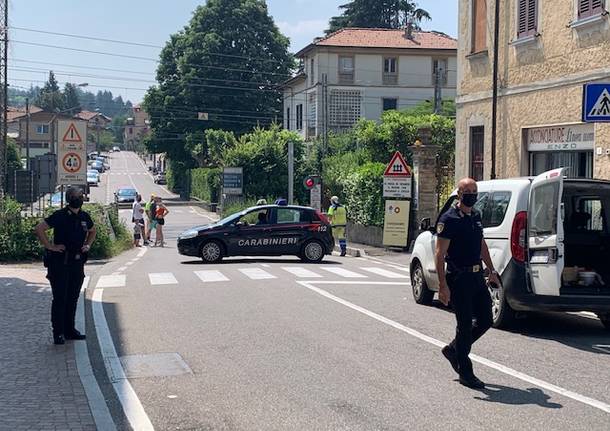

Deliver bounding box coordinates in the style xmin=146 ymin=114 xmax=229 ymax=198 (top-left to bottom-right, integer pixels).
xmin=461 ymin=193 xmax=478 ymax=208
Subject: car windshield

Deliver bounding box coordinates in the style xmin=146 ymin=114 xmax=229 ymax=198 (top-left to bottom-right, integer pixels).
xmin=217 ymin=210 xmax=250 ymax=226
xmin=118 ymin=189 xmax=136 ymax=196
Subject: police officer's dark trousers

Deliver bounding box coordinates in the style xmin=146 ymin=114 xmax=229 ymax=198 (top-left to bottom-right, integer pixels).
xmin=47 ymin=256 xmax=85 ymax=337
xmin=447 ymin=271 xmax=493 ymax=377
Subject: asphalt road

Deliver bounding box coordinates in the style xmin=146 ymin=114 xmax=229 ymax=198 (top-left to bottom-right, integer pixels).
xmin=85 ymin=152 xmax=610 ymax=430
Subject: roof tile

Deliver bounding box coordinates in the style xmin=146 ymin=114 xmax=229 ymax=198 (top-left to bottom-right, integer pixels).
xmin=308 ymin=28 xmax=457 ymax=51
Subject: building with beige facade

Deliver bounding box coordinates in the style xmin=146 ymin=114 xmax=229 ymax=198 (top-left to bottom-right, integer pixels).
xmin=456 ymin=0 xmax=610 ymax=180
xmin=282 ymin=28 xmax=457 ymax=140
xmin=123 ymin=104 xmax=150 ymax=150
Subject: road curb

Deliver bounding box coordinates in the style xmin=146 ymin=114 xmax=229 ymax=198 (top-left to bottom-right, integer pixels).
xmin=334 ymin=245 xmax=365 ymax=257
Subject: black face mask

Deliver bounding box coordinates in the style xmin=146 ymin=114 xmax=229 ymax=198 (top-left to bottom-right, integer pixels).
xmin=68 ymin=197 xmax=84 ymax=209
xmin=461 ymin=193 xmax=478 ymax=208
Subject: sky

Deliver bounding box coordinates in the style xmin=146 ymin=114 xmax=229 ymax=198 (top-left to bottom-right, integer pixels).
xmin=9 ymin=0 xmax=458 ymax=104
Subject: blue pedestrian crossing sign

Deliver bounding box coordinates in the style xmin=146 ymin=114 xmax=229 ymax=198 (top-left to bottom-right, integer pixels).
xmin=583 ymin=83 xmax=610 ymax=122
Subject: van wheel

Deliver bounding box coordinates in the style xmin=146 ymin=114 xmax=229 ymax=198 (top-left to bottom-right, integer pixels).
xmin=200 ymin=240 xmax=223 ymax=263
xmin=597 ymin=313 xmax=610 ymax=331
xmin=489 ymin=283 xmax=515 ymax=328
xmin=411 ymin=261 xmax=434 ymax=305
xmin=300 ymin=240 xmax=325 ymax=263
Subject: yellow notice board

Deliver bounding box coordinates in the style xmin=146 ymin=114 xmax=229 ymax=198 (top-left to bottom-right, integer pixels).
xmin=383 ymin=200 xmax=410 ymax=247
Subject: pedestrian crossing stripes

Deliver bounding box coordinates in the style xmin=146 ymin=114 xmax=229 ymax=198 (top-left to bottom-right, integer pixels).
xmin=148 ymin=273 xmax=178 ymax=285
xmin=238 ymin=268 xmax=277 ymax=280
xmin=361 ymin=267 xmax=408 ymax=279
xmin=320 ymin=267 xmax=368 ymax=278
xmin=195 ymin=270 xmax=229 ymax=283
xmin=94 ymin=265 xmax=412 ymax=288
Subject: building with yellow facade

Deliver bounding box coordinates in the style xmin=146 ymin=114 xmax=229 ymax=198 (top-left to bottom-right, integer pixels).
xmin=456 ymin=0 xmax=610 ymax=180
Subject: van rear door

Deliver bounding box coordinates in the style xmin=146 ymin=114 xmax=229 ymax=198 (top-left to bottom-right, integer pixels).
xmin=527 ymin=168 xmax=565 ymax=296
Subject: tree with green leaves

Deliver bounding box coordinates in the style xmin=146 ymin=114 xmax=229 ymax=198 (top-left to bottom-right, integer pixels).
xmin=63 ymin=83 xmax=81 ymax=115
xmin=143 ymin=0 xmax=294 ymax=168
xmin=36 ymin=71 xmax=65 ymax=112
xmin=327 ymin=0 xmax=431 ymax=34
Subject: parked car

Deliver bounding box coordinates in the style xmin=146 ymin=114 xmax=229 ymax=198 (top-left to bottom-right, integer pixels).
xmin=87 ymin=170 xmax=100 ymax=186
xmin=178 ymin=205 xmax=334 ymax=263
xmin=114 ymin=187 xmax=137 ymax=204
xmin=91 ymin=160 xmax=105 ymax=173
xmin=88 ymin=151 xmax=99 ymax=161
xmin=410 ymin=168 xmax=610 ymax=330
xmin=96 ymin=157 xmax=110 ymax=170
xmin=112 ymin=146 xmax=121 ymax=152
xmin=154 ymin=172 xmax=167 ymax=184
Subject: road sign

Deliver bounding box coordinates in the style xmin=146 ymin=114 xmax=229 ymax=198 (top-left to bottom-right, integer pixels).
xmin=57 ymin=120 xmax=87 ymax=185
xmin=383 ymin=200 xmax=411 ymax=247
xmin=383 ymin=151 xmax=412 ymax=177
xmin=310 ymin=183 xmax=322 ymax=211
xmin=383 ymin=151 xmax=412 ymax=198
xmin=583 ymin=83 xmax=610 ymax=122
xmin=223 ymin=167 xmax=243 ymax=195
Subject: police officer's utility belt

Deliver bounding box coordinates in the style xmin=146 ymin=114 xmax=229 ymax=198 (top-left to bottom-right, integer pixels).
xmin=447 ymin=263 xmax=482 ymax=274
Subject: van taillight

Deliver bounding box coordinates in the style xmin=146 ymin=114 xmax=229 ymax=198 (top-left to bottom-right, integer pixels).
xmin=315 ymin=210 xmax=330 ymax=224
xmin=511 ymin=211 xmax=527 ymax=263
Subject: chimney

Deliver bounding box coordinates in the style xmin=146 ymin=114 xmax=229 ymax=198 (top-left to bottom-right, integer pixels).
xmin=405 ymin=22 xmax=413 ymax=40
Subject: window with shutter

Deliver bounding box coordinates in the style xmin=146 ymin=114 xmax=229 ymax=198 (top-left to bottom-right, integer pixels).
xmin=471 ymin=0 xmax=488 ymax=53
xmin=579 ymin=0 xmax=605 ymax=18
xmin=517 ymin=0 xmax=537 ymax=38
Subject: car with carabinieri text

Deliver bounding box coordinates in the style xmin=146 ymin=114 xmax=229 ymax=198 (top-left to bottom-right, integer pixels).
xmin=177 ymin=205 xmax=334 ymax=263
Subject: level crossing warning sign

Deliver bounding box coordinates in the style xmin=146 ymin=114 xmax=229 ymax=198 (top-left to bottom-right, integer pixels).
xmin=383 ymin=151 xmax=412 ymax=198
xmin=57 ymin=120 xmax=87 ymax=185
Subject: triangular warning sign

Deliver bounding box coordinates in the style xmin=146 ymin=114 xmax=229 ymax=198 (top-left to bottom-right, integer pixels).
xmin=589 ymin=88 xmax=610 ymax=117
xmin=62 ymin=123 xmax=83 ymax=143
xmin=384 ymin=151 xmax=411 ymax=177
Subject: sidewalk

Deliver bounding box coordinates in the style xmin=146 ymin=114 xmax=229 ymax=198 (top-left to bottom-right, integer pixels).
xmin=0 ymin=265 xmax=96 ymax=431
xmin=335 ymin=240 xmax=410 ymax=257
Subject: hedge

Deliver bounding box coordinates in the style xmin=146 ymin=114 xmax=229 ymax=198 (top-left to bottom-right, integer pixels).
xmin=191 ymin=167 xmax=221 ymax=203
xmin=340 ymin=162 xmax=386 ymax=227
xmin=0 ymin=198 xmax=131 ymax=262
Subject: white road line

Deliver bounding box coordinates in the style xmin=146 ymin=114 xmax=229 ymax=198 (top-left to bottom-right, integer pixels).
xmin=126 ymin=262 xmax=134 ymax=266
xmin=297 ymin=280 xmax=610 ymax=415
xmin=137 ymin=247 xmax=148 ymax=258
xmin=117 ymin=266 xmax=127 ymax=272
xmin=320 ymin=267 xmax=367 ymax=278
xmin=148 ymin=272 xmax=178 ymax=285
xmin=239 ymin=268 xmax=277 ymax=280
xmin=92 ymin=289 xmax=154 ymax=430
xmin=195 ymin=270 xmax=229 ymax=283
xmin=261 ymin=263 xmax=271 ymax=268
xmin=75 ymin=277 xmax=117 ymax=430
xmin=96 ymin=275 xmax=126 ymax=288
xmin=281 ymin=266 xmax=323 ymax=278
xmin=361 ymin=267 xmax=409 ymax=279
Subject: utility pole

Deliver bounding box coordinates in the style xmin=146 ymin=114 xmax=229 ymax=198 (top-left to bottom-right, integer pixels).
xmin=288 ymin=140 xmax=294 ymax=205
xmin=434 ymin=65 xmax=444 ymax=115
xmin=25 ymin=98 xmax=30 ymax=170
xmin=490 ymin=0 xmax=500 ymax=180
xmin=0 ymin=0 xmax=8 ymax=197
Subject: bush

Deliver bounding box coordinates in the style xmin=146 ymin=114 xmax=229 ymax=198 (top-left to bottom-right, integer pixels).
xmin=0 ymin=198 xmax=131 ymax=262
xmin=341 ymin=163 xmax=386 ymax=227
xmin=221 ymin=197 xmax=260 ymax=217
xmin=191 ymin=168 xmax=221 ymax=203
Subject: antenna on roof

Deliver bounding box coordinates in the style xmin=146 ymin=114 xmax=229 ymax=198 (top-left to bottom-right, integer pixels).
xmin=405 ymin=21 xmax=414 ymax=40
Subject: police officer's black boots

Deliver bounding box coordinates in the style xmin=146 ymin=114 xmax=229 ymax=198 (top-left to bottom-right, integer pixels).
xmin=53 ymin=334 xmax=65 ymax=345
xmin=65 ymin=329 xmax=86 ymax=340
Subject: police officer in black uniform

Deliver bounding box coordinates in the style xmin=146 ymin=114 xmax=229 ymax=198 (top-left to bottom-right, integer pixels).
xmin=35 ymin=186 xmax=96 ymax=345
xmin=435 ymin=177 xmax=500 ymax=389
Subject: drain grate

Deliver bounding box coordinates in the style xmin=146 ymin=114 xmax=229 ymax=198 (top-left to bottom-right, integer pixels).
xmin=119 ymin=352 xmax=193 ymax=379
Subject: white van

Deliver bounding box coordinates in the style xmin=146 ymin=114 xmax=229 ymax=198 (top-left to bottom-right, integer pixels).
xmin=410 ymin=168 xmax=610 ymax=330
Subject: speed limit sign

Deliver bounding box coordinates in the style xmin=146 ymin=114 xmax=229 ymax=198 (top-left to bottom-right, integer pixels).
xmin=62 ymin=153 xmax=82 ymax=173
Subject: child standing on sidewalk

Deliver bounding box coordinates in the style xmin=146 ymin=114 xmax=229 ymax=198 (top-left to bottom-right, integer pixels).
xmin=133 ymin=220 xmax=142 ymax=247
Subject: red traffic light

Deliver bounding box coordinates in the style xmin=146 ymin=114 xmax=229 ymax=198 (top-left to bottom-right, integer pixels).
xmin=305 ymin=178 xmax=315 ymax=188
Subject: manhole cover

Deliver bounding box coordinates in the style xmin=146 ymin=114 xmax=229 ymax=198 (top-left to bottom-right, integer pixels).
xmin=120 ymin=352 xmax=193 ymax=379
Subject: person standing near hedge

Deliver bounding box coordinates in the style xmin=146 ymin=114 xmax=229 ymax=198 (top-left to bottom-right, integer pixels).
xmin=328 ymin=195 xmax=347 ymax=256
xmin=145 ymin=194 xmax=157 ymax=245
xmin=34 ymin=186 xmax=96 ymax=345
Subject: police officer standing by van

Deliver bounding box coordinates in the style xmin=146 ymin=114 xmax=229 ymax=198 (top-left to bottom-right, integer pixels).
xmin=435 ymin=177 xmax=500 ymax=389
xmin=35 ymin=186 xmax=96 ymax=345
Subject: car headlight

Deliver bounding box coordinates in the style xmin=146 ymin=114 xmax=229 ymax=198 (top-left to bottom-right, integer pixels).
xmin=179 ymin=229 xmax=199 ymax=240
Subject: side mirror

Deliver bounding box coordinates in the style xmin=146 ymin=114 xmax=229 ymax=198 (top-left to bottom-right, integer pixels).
xmin=420 ymin=217 xmax=431 ymax=232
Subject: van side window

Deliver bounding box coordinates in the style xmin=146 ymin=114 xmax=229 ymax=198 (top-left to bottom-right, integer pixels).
xmin=485 ymin=192 xmax=512 ymax=228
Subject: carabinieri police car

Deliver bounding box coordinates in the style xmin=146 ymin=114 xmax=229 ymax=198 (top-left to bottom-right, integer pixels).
xmin=177 ymin=205 xmax=334 ymax=263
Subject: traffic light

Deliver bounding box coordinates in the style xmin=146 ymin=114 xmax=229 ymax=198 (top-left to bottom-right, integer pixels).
xmin=303 ymin=175 xmax=321 ymax=190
